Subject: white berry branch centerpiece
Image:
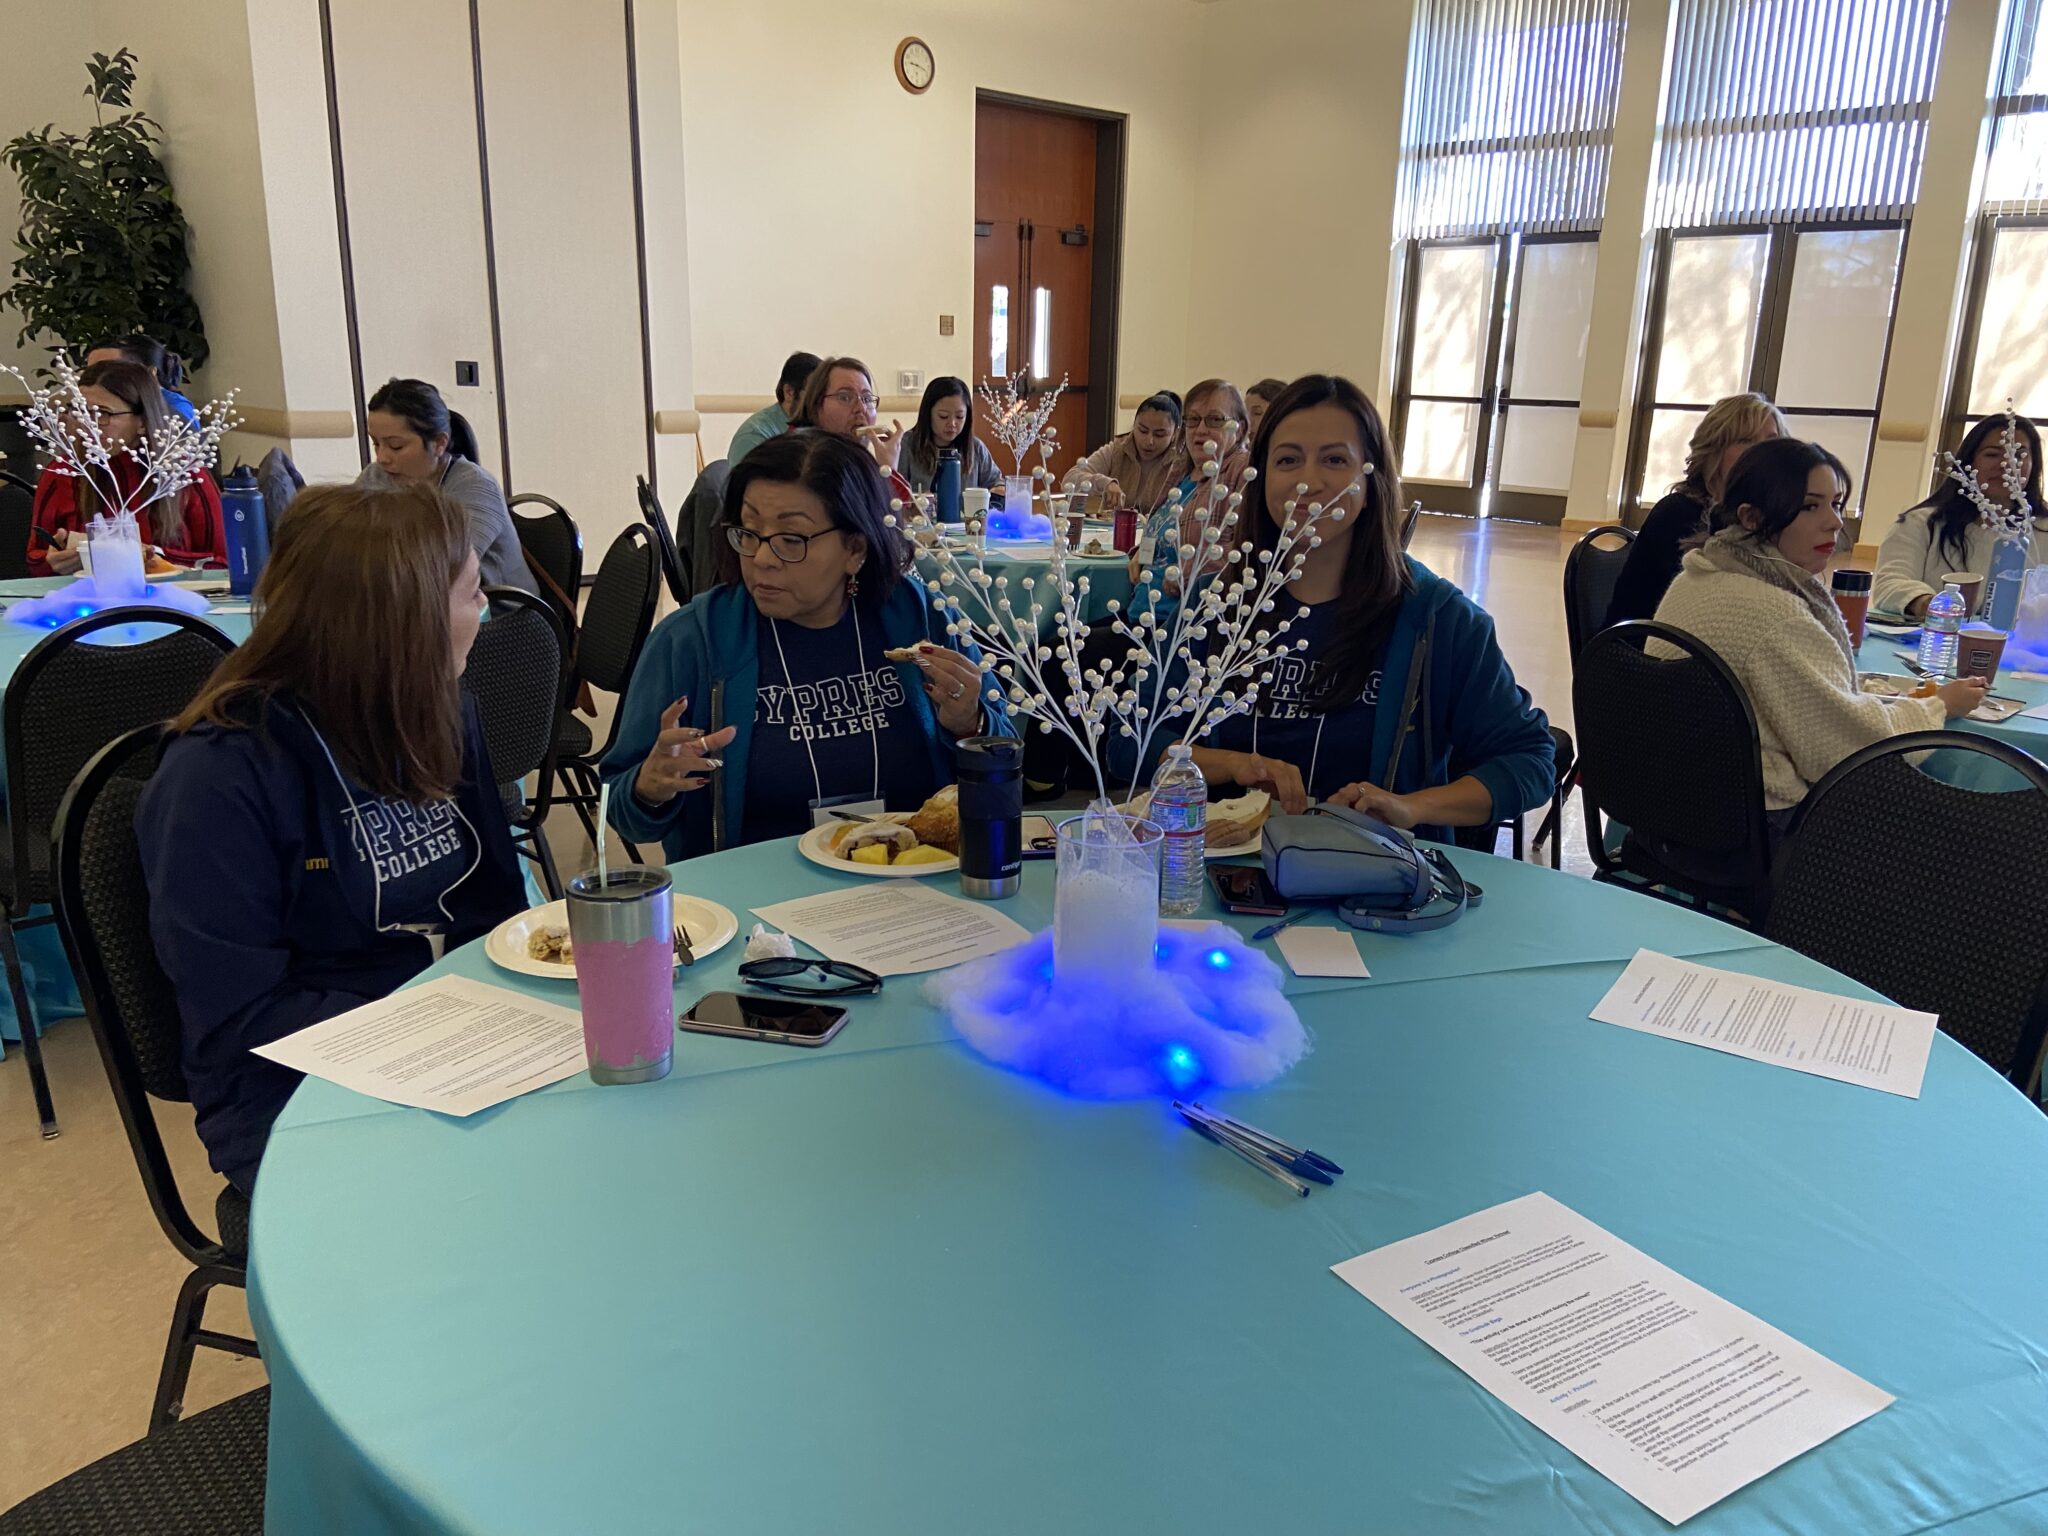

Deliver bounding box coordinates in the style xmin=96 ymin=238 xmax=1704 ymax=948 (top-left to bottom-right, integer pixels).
xmin=2 ymin=354 xmax=238 ymax=626
xmin=1938 ymin=402 xmax=2036 ymax=630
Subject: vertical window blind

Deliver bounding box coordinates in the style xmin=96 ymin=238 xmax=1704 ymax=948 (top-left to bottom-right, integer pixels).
xmin=1395 ymin=0 xmax=1629 ymax=239
xmin=1986 ymin=0 xmax=2047 ymax=212
xmin=1653 ymin=0 xmax=1951 ymax=228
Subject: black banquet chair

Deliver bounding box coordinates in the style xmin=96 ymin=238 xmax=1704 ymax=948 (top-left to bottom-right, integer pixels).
xmin=636 ymin=475 xmax=690 ymax=608
xmin=1766 ymin=733 xmax=2048 ymax=1096
xmin=678 ymin=459 xmax=731 ymax=603
xmin=1572 ymin=620 xmax=1774 ymax=926
xmin=0 ymin=469 xmax=36 ymax=581
xmin=52 ymin=725 xmax=261 ymax=1432
xmin=1562 ymin=523 xmax=1636 ymax=664
xmin=0 ymin=1386 xmax=268 ymax=1535
xmin=3 ymin=608 xmax=235 ymax=1138
xmin=463 ymin=587 xmax=570 ymax=898
xmin=508 ymin=492 xmax=584 ymax=637
xmin=554 ymin=525 xmax=662 ymax=858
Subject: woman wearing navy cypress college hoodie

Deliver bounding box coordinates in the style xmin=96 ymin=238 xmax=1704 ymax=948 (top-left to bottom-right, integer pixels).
xmin=603 ymin=430 xmax=1006 ymax=860
xmin=1196 ymin=374 xmax=1554 ymax=844
xmin=139 ymin=483 xmax=525 ymax=1193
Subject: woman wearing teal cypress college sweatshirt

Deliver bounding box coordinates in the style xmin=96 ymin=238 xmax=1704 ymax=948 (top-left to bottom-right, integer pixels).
xmin=603 ymin=431 xmax=1011 ymax=861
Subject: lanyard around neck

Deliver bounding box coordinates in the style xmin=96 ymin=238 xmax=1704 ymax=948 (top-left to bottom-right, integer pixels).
xmin=768 ymin=607 xmax=880 ymax=806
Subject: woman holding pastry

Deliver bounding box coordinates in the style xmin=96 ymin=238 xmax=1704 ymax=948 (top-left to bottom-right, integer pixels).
xmin=1193 ymin=375 xmax=1555 ymax=843
xmin=602 ymin=431 xmax=1007 ymax=860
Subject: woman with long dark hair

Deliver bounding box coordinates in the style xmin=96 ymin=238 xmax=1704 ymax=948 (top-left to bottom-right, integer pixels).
xmin=355 ymin=377 xmax=536 ymax=594
xmin=139 ymin=484 xmax=525 ymax=1192
xmin=602 ymin=431 xmax=1005 ymax=858
xmin=27 ymin=359 xmax=226 ymax=575
xmin=1656 ymin=438 xmax=1984 ymax=836
xmin=1192 ymin=374 xmax=1554 ymax=839
xmin=1062 ymin=391 xmax=1189 ymax=514
xmin=896 ymin=376 xmax=1002 ymax=497
xmin=1876 ymin=414 xmax=2044 ymax=619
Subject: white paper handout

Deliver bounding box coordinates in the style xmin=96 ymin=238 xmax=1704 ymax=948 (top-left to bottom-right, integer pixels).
xmin=1589 ymin=949 xmax=1936 ymax=1098
xmin=1333 ymin=1193 xmax=1890 ymax=1526
xmin=1275 ymin=926 xmax=1370 ymax=979
xmin=750 ymin=883 xmax=1031 ymax=977
xmin=253 ymin=976 xmax=587 ymax=1116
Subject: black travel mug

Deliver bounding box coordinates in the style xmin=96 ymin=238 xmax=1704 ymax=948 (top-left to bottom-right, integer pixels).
xmin=955 ymin=735 xmax=1023 ymax=900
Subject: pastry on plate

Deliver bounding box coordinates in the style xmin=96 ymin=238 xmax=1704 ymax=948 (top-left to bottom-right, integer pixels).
xmin=1204 ymin=789 xmax=1272 ymax=847
xmin=526 ymin=925 xmax=573 ymax=964
xmin=829 ymin=818 xmax=918 ymax=860
xmin=905 ymin=784 xmax=960 ymax=853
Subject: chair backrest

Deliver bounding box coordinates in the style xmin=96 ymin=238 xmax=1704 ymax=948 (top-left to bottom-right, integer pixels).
xmin=0 ymin=470 xmax=34 ymax=581
xmin=52 ymin=724 xmax=228 ymax=1267
xmin=509 ymin=492 xmax=584 ymax=616
xmin=1573 ymin=620 xmax=1772 ymax=895
xmin=1766 ymin=733 xmax=2048 ymax=1090
xmin=461 ymin=587 xmax=566 ymax=827
xmin=1563 ymin=524 xmax=1637 ymax=664
xmin=3 ymin=608 xmax=236 ymax=909
xmin=1400 ymin=500 xmax=1421 ymax=550
xmin=578 ymin=525 xmax=660 ymax=698
xmin=636 ymin=475 xmax=689 ymax=608
xmin=682 ymin=459 xmax=731 ymax=596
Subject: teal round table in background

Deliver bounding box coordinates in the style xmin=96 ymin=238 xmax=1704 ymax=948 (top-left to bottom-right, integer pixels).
xmin=917 ymin=541 xmax=1136 ymax=637
xmin=1854 ymin=630 xmax=2048 ymax=759
xmin=249 ymin=843 xmax=2048 ymax=1534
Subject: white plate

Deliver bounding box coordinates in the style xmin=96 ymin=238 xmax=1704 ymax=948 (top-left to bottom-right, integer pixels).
xmin=483 ymin=895 xmax=738 ymax=980
xmin=797 ymin=820 xmax=959 ymax=877
xmin=1119 ymin=794 xmax=1265 ymax=860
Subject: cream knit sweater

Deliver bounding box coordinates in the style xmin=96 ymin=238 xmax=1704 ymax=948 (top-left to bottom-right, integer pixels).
xmin=1652 ymin=539 xmax=1947 ymax=811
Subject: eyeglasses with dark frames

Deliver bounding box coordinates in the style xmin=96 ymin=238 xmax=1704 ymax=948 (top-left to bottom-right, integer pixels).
xmin=724 ymin=524 xmax=846 ymax=563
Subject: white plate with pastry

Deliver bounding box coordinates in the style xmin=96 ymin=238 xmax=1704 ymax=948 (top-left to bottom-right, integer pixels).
xmin=798 ymin=786 xmax=962 ymax=876
xmin=484 ymin=895 xmax=738 ymax=980
xmin=1122 ymin=788 xmax=1272 ymax=860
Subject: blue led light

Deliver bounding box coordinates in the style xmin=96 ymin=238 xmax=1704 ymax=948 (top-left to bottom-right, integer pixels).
xmin=1206 ymin=949 xmax=1231 ymax=970
xmin=1162 ymin=1044 xmax=1201 ymax=1088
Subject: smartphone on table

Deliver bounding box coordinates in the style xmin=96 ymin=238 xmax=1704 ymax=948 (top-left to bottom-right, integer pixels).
xmin=678 ymin=992 xmax=850 ymax=1047
xmin=1210 ymin=863 xmax=1287 ymax=917
xmin=1022 ymin=814 xmax=1057 ymax=857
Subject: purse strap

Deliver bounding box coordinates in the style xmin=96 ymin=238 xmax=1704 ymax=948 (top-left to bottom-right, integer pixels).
xmin=1335 ymin=846 xmax=1481 ymax=934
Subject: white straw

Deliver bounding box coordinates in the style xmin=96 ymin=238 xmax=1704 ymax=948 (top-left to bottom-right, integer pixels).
xmin=596 ymin=779 xmax=612 ymax=889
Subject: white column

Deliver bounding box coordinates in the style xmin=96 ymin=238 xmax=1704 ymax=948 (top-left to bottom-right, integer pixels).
xmin=1562 ymin=0 xmax=1673 ymax=529
xmin=1860 ymin=0 xmax=2005 ymax=550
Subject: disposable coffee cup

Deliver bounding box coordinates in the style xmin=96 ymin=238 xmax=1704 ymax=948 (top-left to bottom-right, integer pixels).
xmin=1941 ymin=571 xmax=1986 ymax=616
xmin=565 ymin=867 xmax=674 ymax=1084
xmin=1957 ymin=624 xmax=2008 ymax=683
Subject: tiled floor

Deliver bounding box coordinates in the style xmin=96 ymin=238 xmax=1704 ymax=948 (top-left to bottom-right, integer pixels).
xmin=0 ymin=514 xmax=1584 ymax=1508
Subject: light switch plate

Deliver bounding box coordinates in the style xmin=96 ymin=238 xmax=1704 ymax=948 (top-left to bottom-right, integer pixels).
xmin=938 ymin=314 xmax=955 ymax=336
xmin=898 ymin=369 xmax=924 ymax=392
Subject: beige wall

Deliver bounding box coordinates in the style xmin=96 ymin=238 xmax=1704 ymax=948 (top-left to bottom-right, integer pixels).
xmin=674 ymin=0 xmax=1206 ymax=459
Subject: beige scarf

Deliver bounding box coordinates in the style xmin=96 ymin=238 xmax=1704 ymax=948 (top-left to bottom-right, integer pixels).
xmin=1696 ymin=527 xmax=1854 ymax=665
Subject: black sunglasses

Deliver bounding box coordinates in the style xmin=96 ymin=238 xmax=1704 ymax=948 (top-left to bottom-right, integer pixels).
xmin=736 ymin=957 xmax=884 ymax=997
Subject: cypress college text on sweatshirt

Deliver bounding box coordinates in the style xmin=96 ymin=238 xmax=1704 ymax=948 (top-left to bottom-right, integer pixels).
xmin=138 ymin=693 xmax=525 ymax=1191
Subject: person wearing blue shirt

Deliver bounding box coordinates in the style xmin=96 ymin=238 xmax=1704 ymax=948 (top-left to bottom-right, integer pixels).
xmin=1196 ymin=374 xmax=1554 ymax=844
xmin=85 ymin=333 xmax=201 ymax=428
xmin=603 ymin=430 xmax=1008 ymax=860
xmin=727 ymin=349 xmax=821 ymax=468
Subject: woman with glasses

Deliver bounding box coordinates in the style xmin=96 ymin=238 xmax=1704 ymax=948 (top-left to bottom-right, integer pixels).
xmin=1139 ymin=379 xmax=1255 ymax=601
xmin=27 ymin=359 xmax=226 ymax=575
xmin=602 ymin=431 xmax=1006 ymax=859
xmin=792 ymin=356 xmax=917 ymax=507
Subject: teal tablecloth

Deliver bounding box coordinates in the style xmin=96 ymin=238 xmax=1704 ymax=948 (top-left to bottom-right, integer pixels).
xmin=917 ymin=542 xmax=1136 ymax=637
xmin=1854 ymin=631 xmax=2048 ymax=764
xmin=249 ymin=842 xmax=2048 ymax=1534
xmin=0 ymin=580 xmax=251 ymax=1049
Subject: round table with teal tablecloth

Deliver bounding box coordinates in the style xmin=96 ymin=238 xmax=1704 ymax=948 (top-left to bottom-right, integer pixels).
xmin=0 ymin=576 xmax=252 ymax=1049
xmin=917 ymin=541 xmax=1136 ymax=638
xmin=248 ymin=842 xmax=2048 ymax=1534
xmin=1854 ymin=630 xmax=2048 ymax=759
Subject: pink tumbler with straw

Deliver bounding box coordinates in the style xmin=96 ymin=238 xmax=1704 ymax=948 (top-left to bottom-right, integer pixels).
xmin=565 ymin=867 xmax=674 ymax=1084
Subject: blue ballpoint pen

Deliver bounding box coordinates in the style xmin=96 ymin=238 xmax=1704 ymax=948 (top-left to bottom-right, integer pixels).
xmin=1181 ymin=1101 xmax=1346 ymax=1177
xmin=1175 ymin=1104 xmax=1335 ymax=1185
xmin=1178 ymin=1110 xmax=1311 ymax=1196
xmin=1251 ymin=909 xmax=1313 ymax=942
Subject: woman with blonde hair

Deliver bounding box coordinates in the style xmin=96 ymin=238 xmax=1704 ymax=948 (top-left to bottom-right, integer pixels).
xmin=139 ymin=483 xmax=525 ymax=1192
xmin=1605 ymin=392 xmax=1788 ymax=625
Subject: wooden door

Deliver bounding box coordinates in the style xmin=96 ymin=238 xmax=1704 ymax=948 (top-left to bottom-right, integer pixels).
xmin=973 ymin=100 xmax=1095 ymax=481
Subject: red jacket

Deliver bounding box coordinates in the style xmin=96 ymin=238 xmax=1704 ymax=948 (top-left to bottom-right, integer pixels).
xmin=29 ymin=458 xmax=227 ymax=577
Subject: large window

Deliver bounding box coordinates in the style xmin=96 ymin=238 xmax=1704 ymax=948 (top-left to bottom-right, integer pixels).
xmin=1632 ymin=225 xmax=1906 ymax=513
xmin=1947 ymin=1 xmax=2048 ymax=437
xmin=1628 ymin=0 xmax=1946 ymax=518
xmin=1390 ymin=0 xmax=1624 ymax=522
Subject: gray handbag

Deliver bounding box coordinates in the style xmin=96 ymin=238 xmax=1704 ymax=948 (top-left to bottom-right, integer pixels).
xmin=1261 ymin=805 xmax=1480 ymax=932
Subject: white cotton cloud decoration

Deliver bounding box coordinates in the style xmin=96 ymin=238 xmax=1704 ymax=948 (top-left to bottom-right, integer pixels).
xmin=928 ymin=923 xmax=1309 ymax=1099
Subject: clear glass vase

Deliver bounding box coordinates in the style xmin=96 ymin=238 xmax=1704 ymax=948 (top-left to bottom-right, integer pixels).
xmin=89 ymin=511 xmax=147 ymax=600
xmin=1053 ymin=800 xmax=1163 ymax=982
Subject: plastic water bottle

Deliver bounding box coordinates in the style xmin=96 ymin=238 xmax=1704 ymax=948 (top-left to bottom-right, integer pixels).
xmin=219 ymin=465 xmax=270 ymax=597
xmin=1918 ymin=581 xmax=1966 ymax=679
xmin=1149 ymin=741 xmax=1208 ymax=916
xmin=934 ymin=448 xmax=963 ymax=524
